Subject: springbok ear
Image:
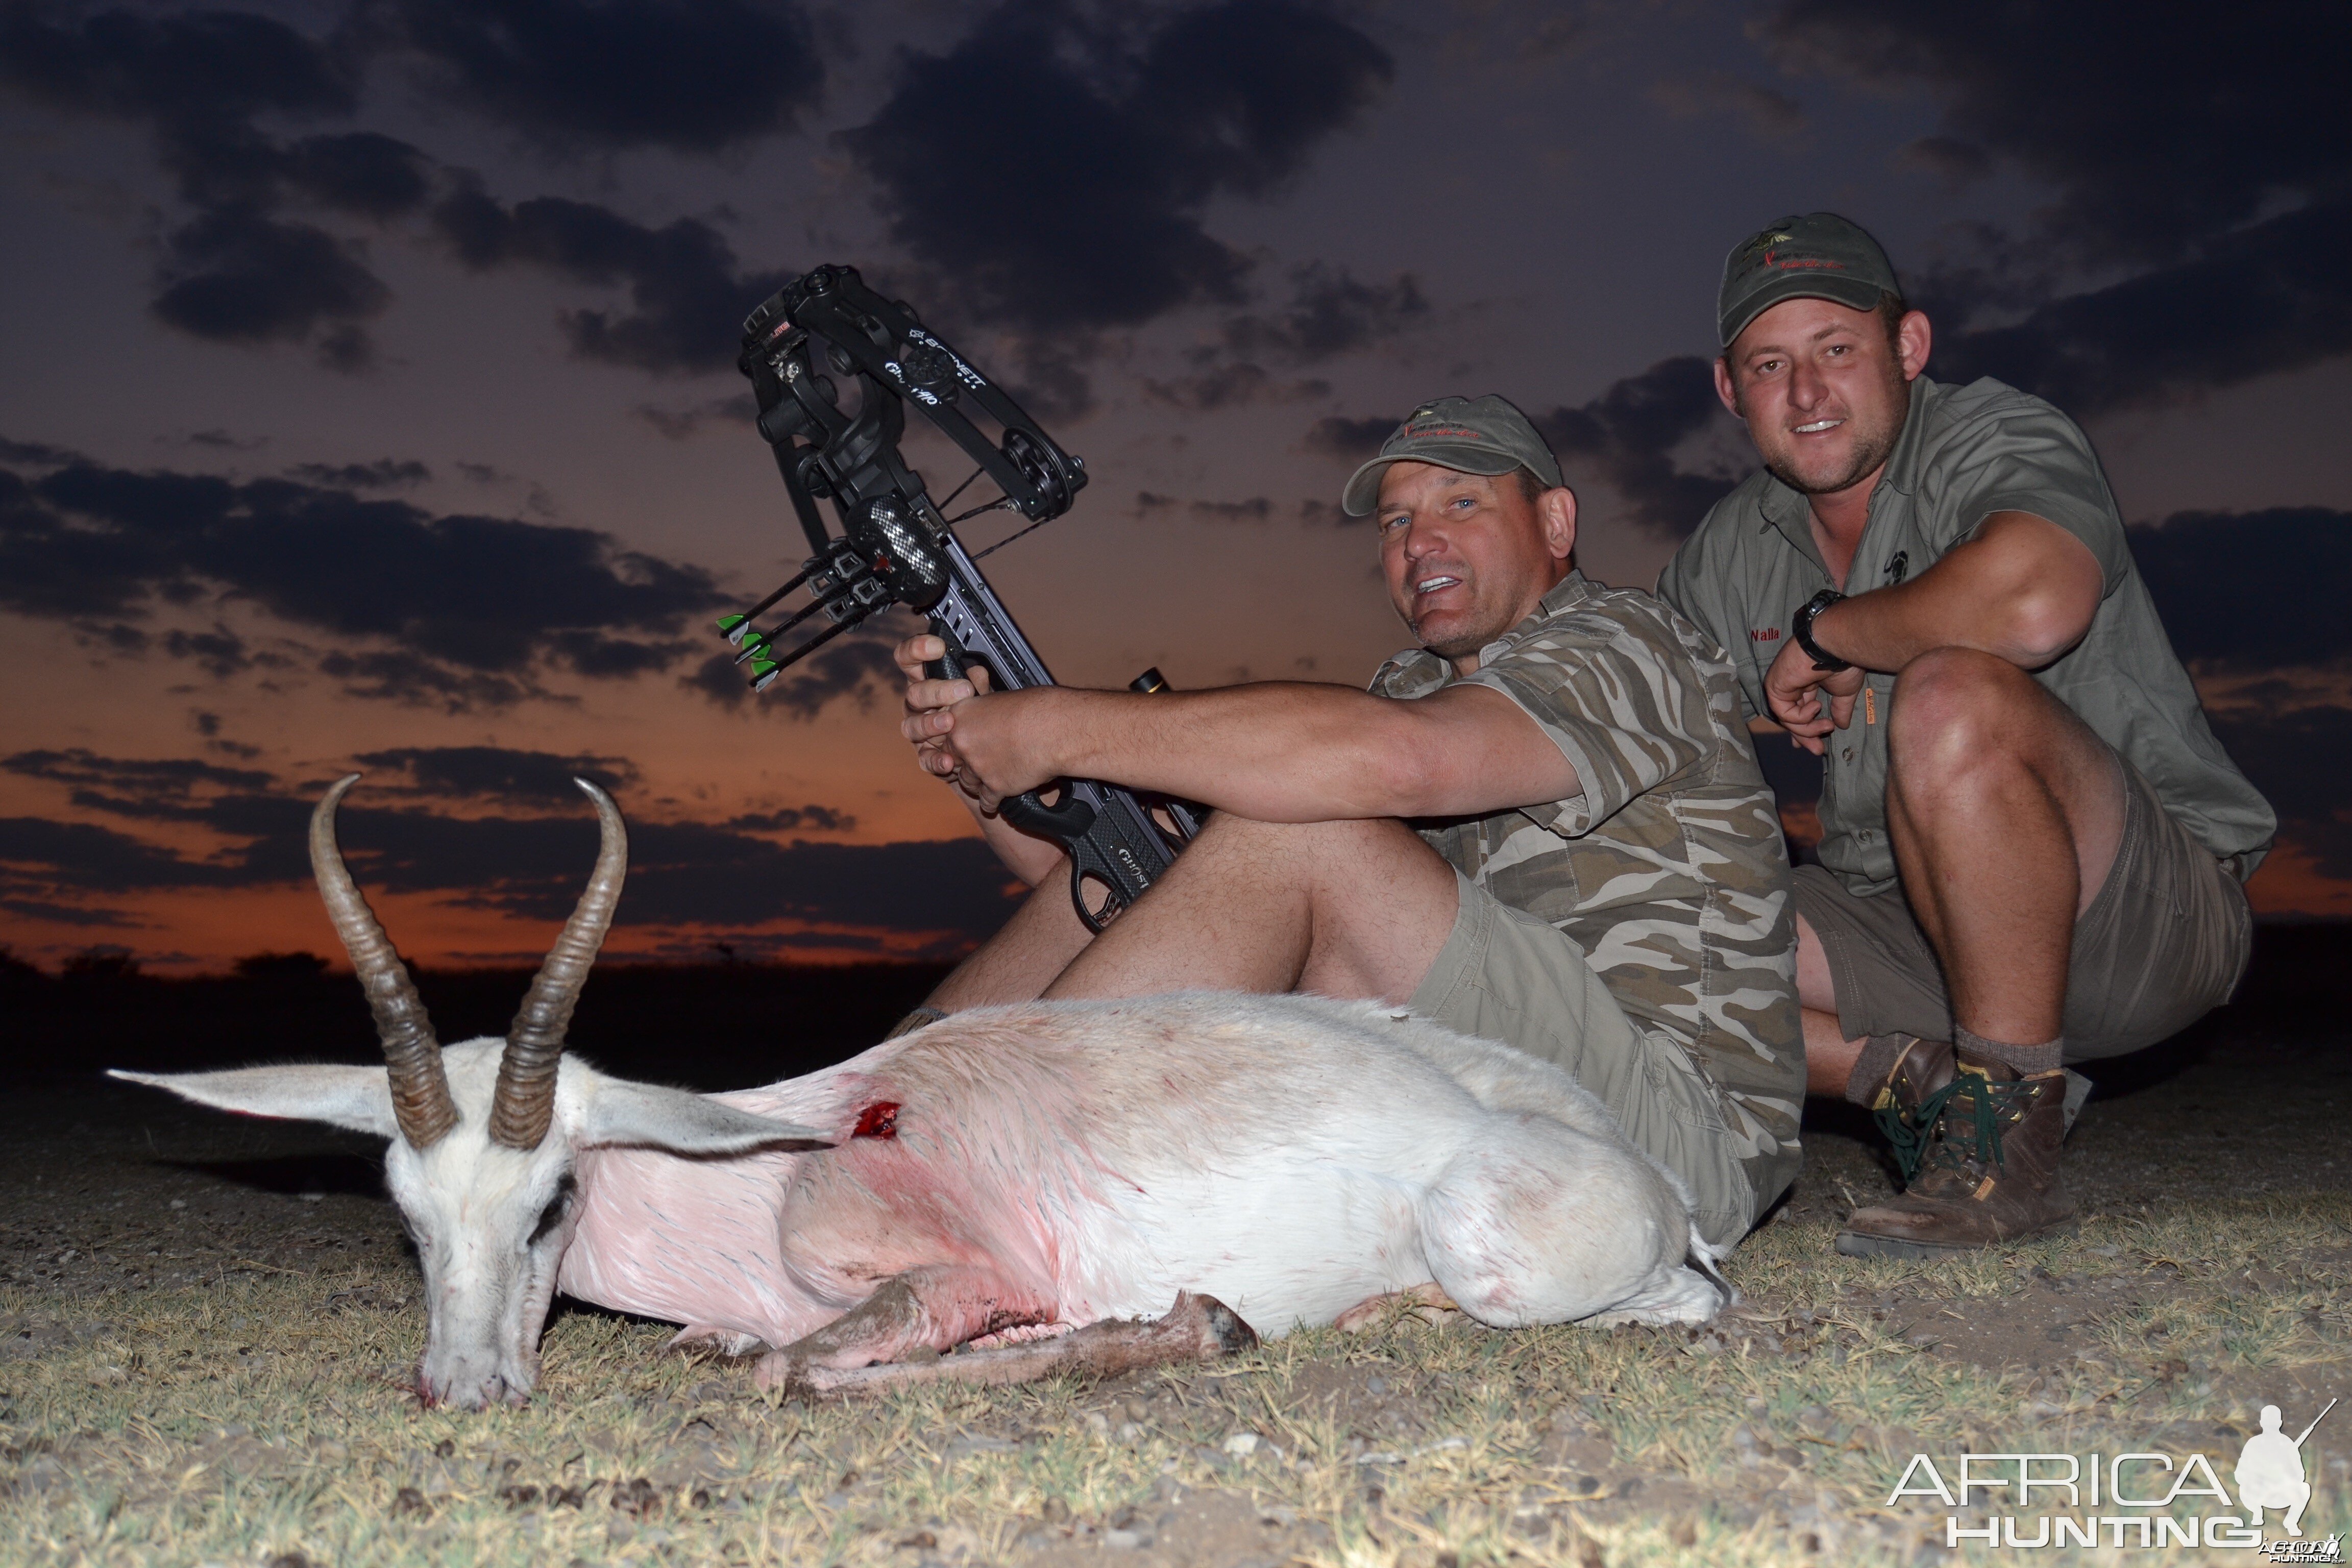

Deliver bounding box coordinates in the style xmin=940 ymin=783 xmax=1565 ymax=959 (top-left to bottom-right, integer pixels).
xmin=580 ymin=1082 xmax=833 ymax=1155
xmin=110 ymin=1065 xmax=401 ymax=1139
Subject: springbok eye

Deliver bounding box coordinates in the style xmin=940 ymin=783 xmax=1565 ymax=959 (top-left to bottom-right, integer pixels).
xmin=527 ymin=1174 xmax=577 ymax=1245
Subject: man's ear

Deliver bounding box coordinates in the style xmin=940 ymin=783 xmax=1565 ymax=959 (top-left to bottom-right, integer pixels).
xmin=1539 ymin=485 xmax=1578 ymax=564
xmin=1713 ymin=355 xmax=1743 ymax=419
xmin=1897 ymin=309 xmax=1933 ymax=381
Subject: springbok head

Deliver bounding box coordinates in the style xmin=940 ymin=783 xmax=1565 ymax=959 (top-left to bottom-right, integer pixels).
xmin=114 ymin=775 xmax=826 ymax=1409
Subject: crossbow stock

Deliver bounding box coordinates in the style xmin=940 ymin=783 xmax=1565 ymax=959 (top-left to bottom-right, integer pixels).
xmin=718 ymin=264 xmax=1200 ymax=929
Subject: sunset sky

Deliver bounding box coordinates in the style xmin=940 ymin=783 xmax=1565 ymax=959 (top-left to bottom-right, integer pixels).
xmin=3 ymin=0 xmax=2345 ymax=974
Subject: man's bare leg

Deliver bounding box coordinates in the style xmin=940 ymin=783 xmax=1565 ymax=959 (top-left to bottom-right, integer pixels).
xmin=925 ymin=860 xmax=1096 ymax=1012
xmin=1044 ymin=814 xmax=1460 ymax=1004
xmin=926 ymin=813 xmax=1459 ymax=1014
xmin=1882 ymin=647 xmax=2124 ymax=1049
xmin=1839 ymin=647 xmax=2126 ymax=1256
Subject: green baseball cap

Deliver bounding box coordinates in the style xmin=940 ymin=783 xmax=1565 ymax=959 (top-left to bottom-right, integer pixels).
xmin=1718 ymin=212 xmax=1901 ymax=348
xmin=1339 ymin=394 xmax=1563 ymax=517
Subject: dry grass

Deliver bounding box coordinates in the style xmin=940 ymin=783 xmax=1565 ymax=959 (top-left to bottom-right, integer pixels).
xmin=3 ymin=1187 xmax=2345 ymax=1567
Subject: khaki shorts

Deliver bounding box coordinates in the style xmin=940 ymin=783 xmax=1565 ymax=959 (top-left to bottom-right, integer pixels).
xmin=1794 ymin=758 xmax=2252 ymax=1060
xmin=1410 ymin=870 xmax=1761 ymax=1251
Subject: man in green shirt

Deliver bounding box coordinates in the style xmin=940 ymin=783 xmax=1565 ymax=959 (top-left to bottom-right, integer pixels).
xmin=1657 ymin=213 xmax=2274 ymax=1258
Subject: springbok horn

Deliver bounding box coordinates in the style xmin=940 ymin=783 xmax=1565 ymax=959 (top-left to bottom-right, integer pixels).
xmin=489 ymin=779 xmax=627 ymax=1150
xmin=311 ymin=774 xmax=457 ymax=1148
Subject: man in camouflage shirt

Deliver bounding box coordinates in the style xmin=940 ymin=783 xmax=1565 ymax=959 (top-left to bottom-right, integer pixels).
xmin=894 ymin=395 xmax=1804 ymax=1251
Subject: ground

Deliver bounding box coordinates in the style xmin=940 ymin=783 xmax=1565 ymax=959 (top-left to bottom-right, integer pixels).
xmin=0 ymin=937 xmax=2345 ymax=1566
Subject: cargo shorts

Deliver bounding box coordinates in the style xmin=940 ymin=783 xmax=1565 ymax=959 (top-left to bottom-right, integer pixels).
xmin=1794 ymin=757 xmax=2253 ymax=1059
xmin=1409 ymin=869 xmax=1762 ymax=1252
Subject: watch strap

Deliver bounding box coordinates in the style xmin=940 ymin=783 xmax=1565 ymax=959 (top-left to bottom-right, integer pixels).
xmin=1793 ymin=589 xmax=1850 ymax=672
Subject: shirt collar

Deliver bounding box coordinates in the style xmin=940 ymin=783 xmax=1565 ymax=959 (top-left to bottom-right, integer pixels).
xmin=1378 ymin=570 xmax=1592 ymax=690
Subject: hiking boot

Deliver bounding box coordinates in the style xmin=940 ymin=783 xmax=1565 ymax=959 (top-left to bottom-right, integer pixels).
xmin=1845 ymin=1034 xmax=1957 ymax=1154
xmin=1835 ymin=1060 xmax=2078 ymax=1258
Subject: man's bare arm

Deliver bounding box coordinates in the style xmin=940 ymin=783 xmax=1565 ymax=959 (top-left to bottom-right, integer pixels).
xmin=1762 ymin=511 xmax=2104 ymax=751
xmin=904 ymin=660 xmax=1580 ymax=822
xmin=1807 ymin=510 xmax=2104 ymax=671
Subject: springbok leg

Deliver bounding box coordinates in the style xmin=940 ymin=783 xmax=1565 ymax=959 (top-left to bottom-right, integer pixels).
xmin=1335 ymin=1281 xmax=1463 ymax=1333
xmin=756 ymin=1290 xmax=1258 ymax=1395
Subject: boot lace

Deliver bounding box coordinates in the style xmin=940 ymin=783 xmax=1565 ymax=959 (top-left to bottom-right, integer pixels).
xmin=1877 ymin=1072 xmax=2039 ymax=1185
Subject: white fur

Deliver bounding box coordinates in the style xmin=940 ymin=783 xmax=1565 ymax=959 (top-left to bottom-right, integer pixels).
xmin=116 ymin=991 xmax=1727 ymax=1408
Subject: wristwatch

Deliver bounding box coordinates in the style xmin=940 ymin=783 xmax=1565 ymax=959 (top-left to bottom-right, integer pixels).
xmin=1792 ymin=588 xmax=1850 ymax=672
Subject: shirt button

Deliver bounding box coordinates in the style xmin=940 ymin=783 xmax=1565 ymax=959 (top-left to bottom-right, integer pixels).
xmin=1842 ymin=748 xmax=1854 ymax=763
xmin=1858 ymin=829 xmax=1873 ymax=844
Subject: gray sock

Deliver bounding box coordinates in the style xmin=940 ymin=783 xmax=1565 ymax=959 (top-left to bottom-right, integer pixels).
xmin=884 ymin=1006 xmax=948 ymax=1041
xmin=1954 ymin=1027 xmax=2062 ymax=1076
xmin=1844 ymin=1033 xmax=1923 ymax=1108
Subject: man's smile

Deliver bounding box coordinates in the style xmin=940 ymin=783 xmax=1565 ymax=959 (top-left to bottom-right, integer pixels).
xmin=1792 ymin=416 xmax=1845 ymax=435
xmin=1413 ymin=572 xmax=1463 ymax=597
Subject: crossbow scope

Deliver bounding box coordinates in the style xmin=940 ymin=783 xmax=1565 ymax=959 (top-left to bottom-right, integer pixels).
xmin=717 ymin=264 xmax=1199 ymax=929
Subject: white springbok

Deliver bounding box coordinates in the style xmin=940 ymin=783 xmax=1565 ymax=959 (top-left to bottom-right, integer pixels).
xmin=116 ymin=777 xmax=1729 ymax=1408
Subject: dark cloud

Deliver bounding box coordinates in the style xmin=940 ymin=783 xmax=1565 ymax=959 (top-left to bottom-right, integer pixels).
xmin=2127 ymin=508 xmax=2352 ymax=672
xmin=1142 ymin=363 xmax=1329 ymax=411
xmin=766 ymin=633 xmax=900 ymax=721
xmin=1219 ymin=264 xmax=1429 ymax=363
xmin=0 ymin=7 xmax=354 ymax=132
xmin=394 ymin=0 xmax=824 ymax=153
xmin=684 ymin=625 xmax=903 ymax=718
xmin=843 ymin=0 xmax=1392 ymax=331
xmin=1302 ymin=414 xmax=1399 ymax=458
xmin=433 ymin=180 xmax=790 ymax=373
xmin=0 ymin=750 xmax=1017 ymax=944
xmin=998 ymin=334 xmax=1097 ymax=423
xmin=1 ymin=895 xmax=139 ymax=928
xmin=633 ymin=396 xmax=756 ymax=440
xmin=150 ymin=208 xmax=389 ymax=366
xmin=280 ymin=132 xmax=434 ymax=219
xmin=162 ymin=624 xmax=258 ymax=679
xmin=1895 ymin=134 xmax=1991 ymax=188
xmin=1925 ymin=201 xmax=2352 ymax=416
xmin=5 ymin=748 xmax=278 ymax=825
xmin=1190 ymin=497 xmax=1276 ymax=523
xmin=1649 ymin=72 xmax=1806 ymax=141
xmin=351 ymin=745 xmax=638 ymax=805
xmin=0 ymin=6 xmax=405 ymax=366
xmin=1535 ymin=356 xmax=1743 ymax=537
xmin=2209 ymin=703 xmax=2352 ymax=882
xmin=727 ymin=804 xmax=855 ymax=833
xmin=1762 ymin=1 xmax=2351 ymax=412
xmin=287 ymin=459 xmax=432 ymax=488
xmin=1 ymin=454 xmax=724 ymax=705
xmin=1765 ymin=0 xmax=2342 ymax=266
xmin=683 ymin=649 xmax=752 ymax=709
xmin=0 ymin=435 xmax=87 ymax=467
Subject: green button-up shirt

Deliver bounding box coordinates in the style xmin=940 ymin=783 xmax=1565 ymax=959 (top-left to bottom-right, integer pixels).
xmin=1657 ymin=375 xmax=2275 ymax=897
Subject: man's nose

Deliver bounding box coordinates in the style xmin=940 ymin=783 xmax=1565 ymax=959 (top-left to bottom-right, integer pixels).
xmin=1786 ymin=357 xmax=1828 ymax=408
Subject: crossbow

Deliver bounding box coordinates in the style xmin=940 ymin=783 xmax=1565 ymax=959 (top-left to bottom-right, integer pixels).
xmin=716 ymin=263 xmax=1200 ymax=930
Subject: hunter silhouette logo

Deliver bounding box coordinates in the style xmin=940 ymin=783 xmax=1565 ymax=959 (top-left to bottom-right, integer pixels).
xmin=1884 ymin=1394 xmax=2338 ymax=1552
xmin=2242 ymin=1400 xmax=2334 ymax=1539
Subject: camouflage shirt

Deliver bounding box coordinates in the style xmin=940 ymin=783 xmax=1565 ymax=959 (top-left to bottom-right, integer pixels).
xmin=1370 ymin=571 xmax=1804 ymax=1208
